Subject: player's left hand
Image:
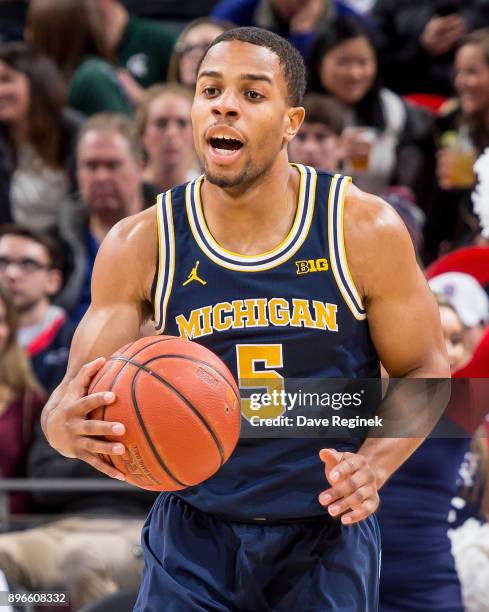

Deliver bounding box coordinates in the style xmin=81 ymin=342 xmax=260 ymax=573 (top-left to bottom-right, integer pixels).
xmin=318 ymin=449 xmax=380 ymax=525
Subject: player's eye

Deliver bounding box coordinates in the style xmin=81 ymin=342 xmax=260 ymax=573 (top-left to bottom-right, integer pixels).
xmin=245 ymin=90 xmax=263 ymax=100
xmin=203 ymin=86 xmax=220 ymax=97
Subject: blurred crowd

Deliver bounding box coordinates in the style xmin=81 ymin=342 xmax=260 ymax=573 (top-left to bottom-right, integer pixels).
xmin=0 ymin=0 xmax=489 ymax=610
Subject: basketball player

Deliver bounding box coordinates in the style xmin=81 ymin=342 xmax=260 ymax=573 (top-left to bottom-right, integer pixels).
xmin=42 ymin=28 xmax=450 ymax=611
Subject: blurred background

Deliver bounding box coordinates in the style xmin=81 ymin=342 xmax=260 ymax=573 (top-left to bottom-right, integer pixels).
xmin=0 ymin=0 xmax=489 ymax=610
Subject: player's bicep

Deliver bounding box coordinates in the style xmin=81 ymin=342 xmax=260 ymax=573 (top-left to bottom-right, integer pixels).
xmin=366 ymin=265 xmax=447 ymax=377
xmin=65 ymin=215 xmax=155 ymax=378
xmin=346 ymin=190 xmax=449 ymax=378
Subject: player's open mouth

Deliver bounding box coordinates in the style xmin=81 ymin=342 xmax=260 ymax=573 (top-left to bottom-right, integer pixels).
xmin=207 ymin=136 xmax=244 ymax=165
xmin=209 ymin=136 xmax=243 ymax=156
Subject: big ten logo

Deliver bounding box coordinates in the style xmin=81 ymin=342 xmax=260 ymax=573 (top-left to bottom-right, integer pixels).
xmin=295 ymin=258 xmax=329 ymax=275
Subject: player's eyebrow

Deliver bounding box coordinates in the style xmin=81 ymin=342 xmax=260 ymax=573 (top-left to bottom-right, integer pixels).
xmin=197 ymin=70 xmax=273 ymax=84
xmin=239 ymin=73 xmax=273 ymax=84
xmin=197 ymin=70 xmax=223 ymax=80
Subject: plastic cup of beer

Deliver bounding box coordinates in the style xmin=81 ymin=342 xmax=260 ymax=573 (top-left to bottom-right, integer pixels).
xmin=447 ymin=147 xmax=476 ymax=189
xmin=440 ymin=128 xmax=477 ymax=189
xmin=343 ymin=127 xmax=377 ymax=173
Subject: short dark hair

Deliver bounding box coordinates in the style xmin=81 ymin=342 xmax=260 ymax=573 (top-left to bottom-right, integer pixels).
xmin=0 ymin=224 xmax=63 ymax=270
xmin=197 ymin=26 xmax=306 ymax=106
xmin=302 ymin=94 xmax=347 ymax=136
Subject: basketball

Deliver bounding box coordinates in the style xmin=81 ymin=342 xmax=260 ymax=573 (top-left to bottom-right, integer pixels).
xmin=88 ymin=335 xmax=241 ymax=491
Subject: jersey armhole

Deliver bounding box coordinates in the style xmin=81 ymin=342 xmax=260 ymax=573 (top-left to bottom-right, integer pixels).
xmin=328 ymin=174 xmax=367 ymax=321
xmin=153 ymin=191 xmax=176 ymax=333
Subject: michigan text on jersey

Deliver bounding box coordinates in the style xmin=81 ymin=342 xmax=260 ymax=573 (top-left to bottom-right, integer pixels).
xmin=175 ymin=298 xmax=338 ymax=340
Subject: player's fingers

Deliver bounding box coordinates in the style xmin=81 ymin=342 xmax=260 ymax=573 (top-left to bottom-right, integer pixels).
xmin=328 ymin=452 xmax=363 ymax=483
xmin=318 ymin=469 xmax=370 ymax=506
xmin=69 ymin=358 xmax=107 ymax=395
xmin=326 ymin=484 xmax=375 ymax=517
xmin=67 ymin=418 xmax=125 ymax=438
xmin=319 ymin=448 xmax=343 ymax=484
xmin=65 ymin=391 xmax=115 ymax=418
xmin=340 ymin=497 xmax=379 ymax=526
xmin=75 ymin=436 xmax=126 ymax=457
xmin=78 ymin=451 xmax=126 ymax=481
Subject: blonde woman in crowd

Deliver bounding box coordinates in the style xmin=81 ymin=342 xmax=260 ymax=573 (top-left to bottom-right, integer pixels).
xmin=167 ymin=18 xmax=234 ymax=90
xmin=136 ymin=84 xmax=199 ymax=194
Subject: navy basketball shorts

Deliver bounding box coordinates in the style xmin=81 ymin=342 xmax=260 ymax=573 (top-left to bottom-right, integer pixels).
xmin=134 ymin=493 xmax=381 ymax=611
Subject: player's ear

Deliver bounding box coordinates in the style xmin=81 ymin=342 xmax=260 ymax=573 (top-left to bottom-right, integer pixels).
xmin=284 ymin=106 xmax=305 ymax=144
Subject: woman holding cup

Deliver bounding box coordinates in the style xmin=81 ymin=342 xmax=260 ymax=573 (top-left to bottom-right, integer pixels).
xmin=437 ymin=29 xmax=489 ymax=190
xmin=424 ymin=29 xmax=489 ymax=263
xmin=308 ymin=16 xmax=435 ymax=200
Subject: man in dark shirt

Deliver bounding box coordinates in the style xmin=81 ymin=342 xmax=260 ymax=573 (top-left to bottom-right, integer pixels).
xmin=57 ymin=113 xmax=147 ymax=324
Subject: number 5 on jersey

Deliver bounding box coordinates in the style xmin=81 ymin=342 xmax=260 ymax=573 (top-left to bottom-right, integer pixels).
xmin=236 ymin=344 xmax=286 ymax=421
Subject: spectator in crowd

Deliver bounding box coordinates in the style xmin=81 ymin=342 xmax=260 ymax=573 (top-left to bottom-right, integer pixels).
xmin=167 ymin=18 xmax=234 ymax=90
xmin=429 ymin=272 xmax=489 ymax=359
xmin=0 ymin=43 xmax=81 ymax=233
xmin=0 ymin=284 xmax=44 ymax=514
xmin=136 ymin=84 xmax=198 ymax=194
xmin=308 ymin=16 xmax=435 ymax=201
xmin=0 ymin=415 xmax=157 ymax=609
xmin=210 ymin=0 xmax=364 ymax=58
xmin=371 ymin=0 xmax=489 ymax=97
xmin=26 ymin=0 xmax=133 ymax=117
xmin=56 ymin=113 xmax=146 ymax=324
xmin=0 ymin=225 xmax=74 ymax=393
xmin=424 ymin=29 xmax=489 ymax=263
xmin=378 ymin=292 xmax=481 ymax=612
xmin=288 ymin=93 xmax=346 ymax=170
xmin=95 ymin=0 xmax=177 ymax=90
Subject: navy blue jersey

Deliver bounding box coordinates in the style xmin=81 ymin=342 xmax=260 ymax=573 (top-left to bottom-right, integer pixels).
xmin=152 ymin=164 xmax=380 ymax=519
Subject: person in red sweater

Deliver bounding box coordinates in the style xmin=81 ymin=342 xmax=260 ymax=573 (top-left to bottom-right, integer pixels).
xmin=0 ymin=285 xmax=44 ymax=514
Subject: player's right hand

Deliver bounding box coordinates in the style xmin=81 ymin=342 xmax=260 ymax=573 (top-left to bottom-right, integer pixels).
xmin=43 ymin=358 xmax=127 ymax=480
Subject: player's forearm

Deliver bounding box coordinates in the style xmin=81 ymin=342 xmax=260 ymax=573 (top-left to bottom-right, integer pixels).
xmin=357 ymin=437 xmax=424 ymax=489
xmin=358 ymin=365 xmax=451 ymax=488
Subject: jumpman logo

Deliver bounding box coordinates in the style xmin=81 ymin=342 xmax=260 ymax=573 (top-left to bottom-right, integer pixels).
xmin=183 ymin=260 xmax=207 ymax=286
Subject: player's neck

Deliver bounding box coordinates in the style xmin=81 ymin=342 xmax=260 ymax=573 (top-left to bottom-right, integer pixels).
xmin=201 ymin=159 xmax=299 ymax=256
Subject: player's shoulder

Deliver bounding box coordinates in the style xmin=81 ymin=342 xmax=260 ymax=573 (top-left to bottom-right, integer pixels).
xmin=93 ymin=207 xmax=157 ymax=301
xmin=344 ymin=181 xmax=411 ymax=246
xmin=102 ymin=206 xmax=157 ymax=260
xmin=343 ymin=182 xmax=417 ymax=299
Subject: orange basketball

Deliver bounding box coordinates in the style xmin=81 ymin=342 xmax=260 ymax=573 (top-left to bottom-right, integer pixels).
xmin=88 ymin=335 xmax=241 ymax=491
